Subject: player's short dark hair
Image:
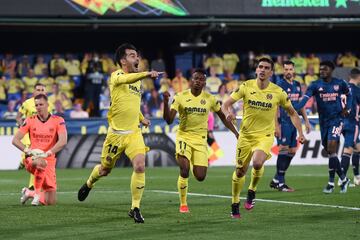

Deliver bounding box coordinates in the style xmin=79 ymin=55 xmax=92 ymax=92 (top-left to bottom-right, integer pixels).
xmin=34 ymin=94 xmax=48 ymax=101
xmin=350 ymin=68 xmax=360 ymax=79
xmin=320 ymin=61 xmax=335 ymax=70
xmin=283 ymin=60 xmax=295 ymax=67
xmin=193 ymin=68 xmax=207 ymax=77
xmin=257 ymin=57 xmax=274 ymax=70
xmin=114 ymin=43 xmax=137 ymax=67
xmin=34 ymin=82 xmax=45 ymax=89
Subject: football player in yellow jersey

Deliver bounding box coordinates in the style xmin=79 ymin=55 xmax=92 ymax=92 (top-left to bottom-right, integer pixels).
xmin=16 ymin=83 xmax=54 ymax=190
xmin=77 ymin=43 xmax=162 ymax=224
xmin=222 ymin=58 xmax=306 ymax=218
xmin=163 ymin=69 xmax=239 ymax=213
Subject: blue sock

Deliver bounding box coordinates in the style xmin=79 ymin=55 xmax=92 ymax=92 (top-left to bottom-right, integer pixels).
xmin=284 ymin=153 xmax=294 ymax=171
xmin=330 ymin=155 xmax=346 ymax=180
xmin=328 ymin=156 xmax=337 ymax=183
xmin=277 ymin=154 xmax=288 ymax=184
xmin=341 ymin=153 xmax=351 ymax=176
xmin=352 ymin=152 xmax=360 ymax=176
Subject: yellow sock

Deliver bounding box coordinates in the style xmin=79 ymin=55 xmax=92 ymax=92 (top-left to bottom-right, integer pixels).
xmin=131 ymin=171 xmax=145 ymax=209
xmin=232 ymin=171 xmax=245 ymax=204
xmin=177 ymin=175 xmax=188 ymax=206
xmin=249 ymin=166 xmax=264 ymax=192
xmin=86 ymin=164 xmax=101 ymax=188
xmin=28 ymin=174 xmax=35 ymax=188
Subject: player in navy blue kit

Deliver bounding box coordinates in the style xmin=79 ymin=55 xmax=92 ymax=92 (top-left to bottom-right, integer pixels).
xmin=270 ymin=61 xmax=311 ymax=192
xmin=295 ymin=61 xmax=352 ymax=193
xmin=339 ymin=68 xmax=360 ymax=186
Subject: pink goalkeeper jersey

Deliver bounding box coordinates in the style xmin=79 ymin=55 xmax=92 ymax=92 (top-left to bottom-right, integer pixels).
xmin=19 ymin=114 xmax=67 ymax=161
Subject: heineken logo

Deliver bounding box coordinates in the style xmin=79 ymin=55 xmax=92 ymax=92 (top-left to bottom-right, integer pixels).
xmin=261 ymin=0 xmax=348 ymax=8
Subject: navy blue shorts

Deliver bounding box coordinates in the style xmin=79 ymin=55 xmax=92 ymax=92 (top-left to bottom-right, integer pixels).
xmin=343 ymin=122 xmax=359 ymax=148
xmin=320 ymin=119 xmax=343 ymax=148
xmin=277 ymin=122 xmax=297 ymax=148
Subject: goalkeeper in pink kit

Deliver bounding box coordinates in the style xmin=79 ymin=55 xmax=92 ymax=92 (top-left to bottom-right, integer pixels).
xmin=12 ymin=94 xmax=67 ymax=206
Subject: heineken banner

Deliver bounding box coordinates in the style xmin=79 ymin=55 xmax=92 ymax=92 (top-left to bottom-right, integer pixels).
xmin=0 ymin=0 xmax=358 ymax=17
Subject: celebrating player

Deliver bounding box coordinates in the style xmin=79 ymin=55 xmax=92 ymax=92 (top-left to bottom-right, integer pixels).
xmin=77 ymin=43 xmax=161 ymax=223
xmin=163 ymin=68 xmax=238 ymax=213
xmin=222 ymin=58 xmax=305 ymax=218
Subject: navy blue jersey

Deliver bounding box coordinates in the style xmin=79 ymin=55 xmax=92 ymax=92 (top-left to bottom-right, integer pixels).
xmin=344 ymin=83 xmax=360 ymax=129
xmin=276 ymin=78 xmax=302 ymax=123
xmin=296 ymin=78 xmax=352 ymax=124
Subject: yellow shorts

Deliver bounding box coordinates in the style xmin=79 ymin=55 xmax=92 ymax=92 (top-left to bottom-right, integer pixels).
xmin=175 ymin=139 xmax=208 ymax=167
xmin=100 ymin=130 xmax=149 ymax=169
xmin=235 ymin=135 xmax=273 ymax=169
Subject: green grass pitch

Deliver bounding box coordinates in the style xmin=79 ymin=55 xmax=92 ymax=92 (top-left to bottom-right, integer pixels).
xmin=0 ymin=166 xmax=359 ymax=240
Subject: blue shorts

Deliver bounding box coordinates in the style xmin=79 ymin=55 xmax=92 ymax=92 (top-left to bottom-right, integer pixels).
xmin=277 ymin=122 xmax=297 ymax=148
xmin=343 ymin=122 xmax=359 ymax=148
xmin=320 ymin=119 xmax=343 ymax=148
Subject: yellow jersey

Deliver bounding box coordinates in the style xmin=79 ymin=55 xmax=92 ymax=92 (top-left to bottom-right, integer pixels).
xmin=108 ymin=69 xmax=148 ymax=131
xmin=338 ymin=56 xmax=358 ymax=68
xmin=0 ymin=78 xmax=6 ymax=100
xmin=230 ymin=79 xmax=291 ymax=138
xmin=38 ymin=76 xmax=55 ymax=94
xmin=6 ymin=78 xmax=24 ymax=94
xmin=171 ymin=89 xmax=221 ymax=145
xmin=23 ymin=77 xmax=39 ymax=94
xmin=19 ymin=97 xmax=55 ymax=118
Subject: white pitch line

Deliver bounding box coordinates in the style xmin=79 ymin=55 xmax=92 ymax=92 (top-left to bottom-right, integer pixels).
xmin=151 ymin=190 xmax=360 ymax=211
xmin=2 ymin=189 xmax=359 ymax=211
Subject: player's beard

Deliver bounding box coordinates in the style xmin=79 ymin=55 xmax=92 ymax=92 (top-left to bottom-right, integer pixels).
xmin=258 ymin=73 xmax=266 ymax=81
xmin=285 ymin=73 xmax=293 ymax=81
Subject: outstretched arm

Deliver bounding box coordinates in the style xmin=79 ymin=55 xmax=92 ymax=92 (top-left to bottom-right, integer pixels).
xmin=294 ymin=83 xmax=315 ymax=111
xmin=113 ymin=70 xmax=163 ymax=85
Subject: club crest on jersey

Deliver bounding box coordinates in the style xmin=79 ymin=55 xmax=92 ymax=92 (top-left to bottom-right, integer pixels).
xmin=287 ymin=88 xmax=291 ymax=92
xmin=318 ymin=87 xmax=324 ymax=91
xmin=200 ymin=99 xmax=206 ymax=105
xmin=333 ymin=85 xmax=339 ymax=91
xmin=266 ymin=94 xmax=273 ymax=100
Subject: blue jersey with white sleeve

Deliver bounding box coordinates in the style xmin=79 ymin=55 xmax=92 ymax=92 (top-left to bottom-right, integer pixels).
xmin=296 ymin=78 xmax=352 ymax=124
xmin=344 ymin=83 xmax=360 ymax=129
